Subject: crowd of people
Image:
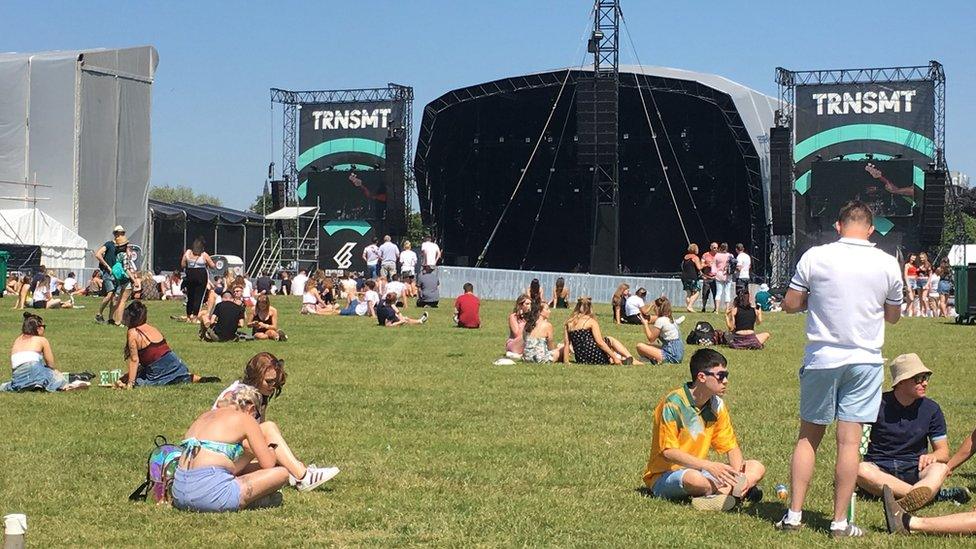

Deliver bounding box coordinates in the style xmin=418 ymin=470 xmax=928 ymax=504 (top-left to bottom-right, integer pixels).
xmin=7 ymin=202 xmax=976 ymax=536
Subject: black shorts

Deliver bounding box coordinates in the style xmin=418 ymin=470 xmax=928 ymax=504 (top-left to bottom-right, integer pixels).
xmin=869 ymin=458 xmax=920 ymax=485
xmin=622 ymin=314 xmax=643 ymax=325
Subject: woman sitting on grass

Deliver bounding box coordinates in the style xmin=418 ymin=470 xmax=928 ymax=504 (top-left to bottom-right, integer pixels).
xmin=506 ymin=295 xmax=531 ymax=357
xmin=249 ymin=295 xmax=286 ymax=341
xmin=32 ymin=275 xmax=67 ymax=309
xmin=301 ymin=279 xmax=339 ymax=315
xmin=549 ymin=277 xmax=570 ymax=309
xmin=117 ymin=301 xmax=220 ymax=388
xmin=12 ymin=275 xmax=31 ymax=309
xmin=725 ymin=290 xmax=770 ymax=350
xmin=2 ymin=312 xmax=91 ymax=392
xmin=213 ymin=353 xmax=339 ymax=493
xmin=521 ymin=301 xmax=566 ymax=363
xmin=172 ymin=385 xmax=293 ymax=512
xmin=611 ymin=283 xmax=630 ymax=324
xmin=563 ymin=297 xmax=640 ymax=365
xmin=636 ymin=296 xmax=685 ymax=364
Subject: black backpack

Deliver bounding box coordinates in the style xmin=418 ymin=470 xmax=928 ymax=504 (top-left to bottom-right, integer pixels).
xmin=686 ymin=321 xmax=716 ymax=346
xmin=726 ymin=254 xmax=738 ymax=276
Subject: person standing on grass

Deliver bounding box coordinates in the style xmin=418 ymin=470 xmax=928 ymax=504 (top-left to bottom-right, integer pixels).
xmin=642 ymin=348 xmax=765 ymax=511
xmin=856 ymin=354 xmax=969 ymax=512
xmin=700 ymin=242 xmax=719 ymax=313
xmin=454 ymin=282 xmax=481 ymax=328
xmin=362 ymin=238 xmax=381 ymax=279
xmin=95 ymin=226 xmax=124 ymax=324
xmin=181 ymin=237 xmax=216 ymax=323
xmin=777 ymin=200 xmax=902 ymax=538
xmin=734 ymin=243 xmax=751 ymax=295
xmin=378 ymin=235 xmax=399 ymax=280
xmin=421 ymin=235 xmax=442 ymax=267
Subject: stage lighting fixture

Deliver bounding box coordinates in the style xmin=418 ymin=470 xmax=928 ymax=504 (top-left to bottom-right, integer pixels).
xmin=623 ymin=133 xmax=629 ymax=140
xmin=268 ymin=162 xmax=274 ymax=179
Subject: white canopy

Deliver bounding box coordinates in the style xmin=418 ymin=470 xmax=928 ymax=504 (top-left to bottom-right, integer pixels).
xmin=0 ymin=208 xmax=89 ymax=270
xmin=264 ymin=206 xmax=317 ymax=220
xmin=948 ymin=245 xmax=976 ymax=267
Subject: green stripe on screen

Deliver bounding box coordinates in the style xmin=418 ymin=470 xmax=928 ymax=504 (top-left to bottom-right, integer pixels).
xmin=297 ymin=138 xmax=386 ymax=171
xmin=793 ymin=124 xmax=935 ymax=163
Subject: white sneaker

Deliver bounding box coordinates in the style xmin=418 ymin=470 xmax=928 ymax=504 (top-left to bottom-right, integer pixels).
xmin=296 ymin=466 xmax=340 ymax=492
xmin=675 ymin=315 xmax=686 ymax=325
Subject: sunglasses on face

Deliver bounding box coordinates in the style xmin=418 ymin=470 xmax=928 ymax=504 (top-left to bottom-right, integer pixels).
xmin=703 ymin=370 xmax=729 ymax=382
xmin=262 ymin=377 xmax=278 ymax=387
xmin=913 ymin=373 xmax=931 ymax=384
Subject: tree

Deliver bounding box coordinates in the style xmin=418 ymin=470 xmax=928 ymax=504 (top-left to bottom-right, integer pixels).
xmin=149 ymin=185 xmax=222 ymax=206
xmin=250 ymin=191 xmax=275 ymax=215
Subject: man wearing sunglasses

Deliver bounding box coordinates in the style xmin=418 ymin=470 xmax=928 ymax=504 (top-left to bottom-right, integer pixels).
xmin=642 ymin=348 xmax=766 ymax=511
xmin=857 ymin=354 xmax=969 ymax=513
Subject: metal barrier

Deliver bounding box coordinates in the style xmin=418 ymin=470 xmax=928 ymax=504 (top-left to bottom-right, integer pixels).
xmin=434 ymin=266 xmax=684 ymax=304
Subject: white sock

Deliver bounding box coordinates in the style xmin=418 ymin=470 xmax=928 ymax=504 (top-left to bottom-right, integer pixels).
xmin=830 ymin=519 xmax=848 ymax=531
xmin=785 ymin=509 xmax=802 ymax=524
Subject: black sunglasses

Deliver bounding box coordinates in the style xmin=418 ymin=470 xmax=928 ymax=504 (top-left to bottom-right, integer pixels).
xmin=912 ymin=373 xmax=932 ymax=384
xmin=703 ymin=370 xmax=729 ymax=382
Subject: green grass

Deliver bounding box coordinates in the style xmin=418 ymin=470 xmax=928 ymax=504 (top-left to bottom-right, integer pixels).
xmin=1 ymin=296 xmax=974 ymax=547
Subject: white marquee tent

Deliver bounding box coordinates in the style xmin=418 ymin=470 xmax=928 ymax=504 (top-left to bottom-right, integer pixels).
xmin=0 ymin=208 xmax=89 ymax=271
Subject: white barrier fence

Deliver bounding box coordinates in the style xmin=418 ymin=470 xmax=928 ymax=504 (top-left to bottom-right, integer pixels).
xmin=434 ymin=266 xmax=685 ymax=305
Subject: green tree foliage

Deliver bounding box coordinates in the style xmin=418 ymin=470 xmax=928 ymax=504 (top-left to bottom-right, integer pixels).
xmin=249 ymin=192 xmax=275 ymax=215
xmin=149 ymin=185 xmax=222 ymax=206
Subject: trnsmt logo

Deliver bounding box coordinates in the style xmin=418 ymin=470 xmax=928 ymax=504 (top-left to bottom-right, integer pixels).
xmin=811 ymin=90 xmax=917 ymax=115
xmin=312 ymin=109 xmax=393 ymax=130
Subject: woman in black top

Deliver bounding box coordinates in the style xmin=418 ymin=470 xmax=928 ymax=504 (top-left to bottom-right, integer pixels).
xmin=180 ymin=237 xmax=216 ymax=322
xmin=725 ymin=291 xmax=770 ymax=350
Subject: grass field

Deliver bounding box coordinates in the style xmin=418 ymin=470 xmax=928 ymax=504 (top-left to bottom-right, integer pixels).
xmin=1 ymin=295 xmax=975 ymax=547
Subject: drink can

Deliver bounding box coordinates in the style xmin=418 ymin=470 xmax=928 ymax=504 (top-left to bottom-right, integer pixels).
xmin=775 ymin=483 xmax=788 ymax=500
xmin=99 ymin=370 xmax=110 ymax=386
xmin=112 ymin=369 xmax=123 ymax=384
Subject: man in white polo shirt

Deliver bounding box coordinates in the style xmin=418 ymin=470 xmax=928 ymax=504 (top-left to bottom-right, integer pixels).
xmin=777 ymin=200 xmax=902 ymax=538
xmin=421 ymin=235 xmax=441 ymax=267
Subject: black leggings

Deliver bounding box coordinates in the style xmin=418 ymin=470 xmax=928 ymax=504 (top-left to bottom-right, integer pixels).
xmin=184 ymin=268 xmax=208 ymax=316
xmin=701 ymin=280 xmax=717 ymax=311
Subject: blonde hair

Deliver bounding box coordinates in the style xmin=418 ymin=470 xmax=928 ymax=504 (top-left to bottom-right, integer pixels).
xmin=567 ymin=296 xmax=594 ymax=326
xmin=687 ymin=243 xmax=699 ymax=254
xmin=215 ymin=384 xmax=262 ymax=412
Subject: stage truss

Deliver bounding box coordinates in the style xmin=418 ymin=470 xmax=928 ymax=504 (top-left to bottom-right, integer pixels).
xmin=771 ymin=62 xmax=948 ymax=286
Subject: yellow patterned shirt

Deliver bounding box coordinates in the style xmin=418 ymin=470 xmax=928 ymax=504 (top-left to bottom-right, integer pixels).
xmin=643 ymin=383 xmax=739 ymax=487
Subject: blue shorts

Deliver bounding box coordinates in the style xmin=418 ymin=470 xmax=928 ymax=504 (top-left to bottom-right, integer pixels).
xmin=651 ymin=338 xmax=685 ymax=364
xmin=102 ymin=273 xmax=117 ymax=294
xmin=867 ymin=458 xmax=920 ymax=485
xmin=652 ymin=468 xmax=720 ymax=499
xmin=915 ymin=278 xmax=928 ymax=291
xmin=135 ymin=351 xmax=192 ymax=387
xmin=339 ymin=300 xmax=359 ymax=316
xmin=799 ymin=363 xmax=883 ymax=425
xmin=172 ymin=467 xmax=241 ymax=512
xmin=938 ymin=280 xmax=951 ymax=294
xmin=1 ymin=361 xmax=66 ymax=392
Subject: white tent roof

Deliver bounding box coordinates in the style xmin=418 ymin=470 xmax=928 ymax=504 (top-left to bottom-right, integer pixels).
xmin=0 ymin=208 xmax=89 ymax=270
xmin=265 ymin=206 xmax=317 ymax=220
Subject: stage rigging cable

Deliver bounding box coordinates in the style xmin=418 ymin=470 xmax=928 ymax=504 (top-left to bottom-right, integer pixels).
xmin=474 ymin=5 xmax=597 ymax=268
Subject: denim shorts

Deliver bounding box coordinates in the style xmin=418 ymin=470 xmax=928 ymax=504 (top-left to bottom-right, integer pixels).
xmin=799 ymin=363 xmax=883 ymax=425
xmin=938 ymin=280 xmax=951 ymax=294
xmin=652 ymin=468 xmax=720 ymax=499
xmin=651 ymin=338 xmax=685 ymax=364
xmin=102 ymin=273 xmax=117 ymax=294
xmin=339 ymin=300 xmax=359 ymax=316
xmin=1 ymin=361 xmax=67 ymax=392
xmin=135 ymin=351 xmax=192 ymax=387
xmin=867 ymin=458 xmax=920 ymax=485
xmin=172 ymin=466 xmax=241 ymax=512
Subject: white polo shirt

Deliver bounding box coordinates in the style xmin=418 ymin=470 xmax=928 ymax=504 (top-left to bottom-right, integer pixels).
xmin=736 ymin=252 xmax=751 ymax=279
xmin=789 ymin=237 xmax=903 ymax=369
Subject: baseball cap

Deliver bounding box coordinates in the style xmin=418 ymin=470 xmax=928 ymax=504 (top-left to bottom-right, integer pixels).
xmin=889 ymin=353 xmax=933 ymax=387
xmin=113 ymin=225 xmax=126 ymax=233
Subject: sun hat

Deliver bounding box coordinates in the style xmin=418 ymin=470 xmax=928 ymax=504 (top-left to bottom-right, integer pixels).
xmin=113 ymin=225 xmax=126 ymax=233
xmin=889 ymin=353 xmax=932 ymax=387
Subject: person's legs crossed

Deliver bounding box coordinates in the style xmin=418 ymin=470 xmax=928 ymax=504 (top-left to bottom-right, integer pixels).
xmin=236 ymin=466 xmax=290 ymax=507
xmin=636 ymin=342 xmax=663 ymax=363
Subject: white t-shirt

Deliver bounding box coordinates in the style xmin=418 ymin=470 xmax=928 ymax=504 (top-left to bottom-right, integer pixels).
xmin=400 ymin=250 xmax=418 ymax=272
xmin=624 ymin=295 xmax=645 ymax=317
xmin=363 ymin=244 xmax=380 ymax=266
xmin=928 ymin=274 xmax=941 ymax=296
xmin=62 ymin=277 xmax=77 ymax=292
xmin=654 ymin=316 xmax=680 ymax=342
xmin=789 ymin=237 xmax=903 ymax=370
xmin=242 ymin=279 xmax=254 ymax=298
xmin=356 ymin=289 xmax=380 ymax=316
xmin=421 ymin=241 xmax=440 ymax=266
xmin=386 ymin=281 xmax=405 ymax=298
xmin=291 ymin=273 xmax=308 ymax=296
xmin=736 ymin=252 xmax=751 ymax=279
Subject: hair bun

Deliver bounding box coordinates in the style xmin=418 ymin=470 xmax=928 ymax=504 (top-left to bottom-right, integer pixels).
xmin=23 ymin=312 xmax=31 ymax=318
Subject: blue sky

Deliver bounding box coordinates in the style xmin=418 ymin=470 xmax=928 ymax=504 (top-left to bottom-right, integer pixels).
xmin=5 ymin=0 xmax=974 ymax=209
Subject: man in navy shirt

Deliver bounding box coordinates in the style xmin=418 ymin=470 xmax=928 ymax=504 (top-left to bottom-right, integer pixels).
xmin=857 ymin=353 xmax=969 ymax=511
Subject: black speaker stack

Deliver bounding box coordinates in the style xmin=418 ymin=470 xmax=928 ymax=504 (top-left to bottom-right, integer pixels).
xmin=769 ymin=126 xmax=793 ymax=236
xmin=919 ymin=169 xmax=947 ymax=246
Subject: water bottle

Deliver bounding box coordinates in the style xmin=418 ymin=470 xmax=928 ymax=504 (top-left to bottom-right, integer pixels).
xmin=4 ymin=514 xmax=26 ymax=549
xmin=775 ymin=484 xmax=788 ymax=501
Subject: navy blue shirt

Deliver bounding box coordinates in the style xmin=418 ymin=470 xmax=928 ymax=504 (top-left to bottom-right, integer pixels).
xmin=375 ymin=304 xmax=397 ymax=326
xmin=864 ymin=391 xmax=947 ymax=464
